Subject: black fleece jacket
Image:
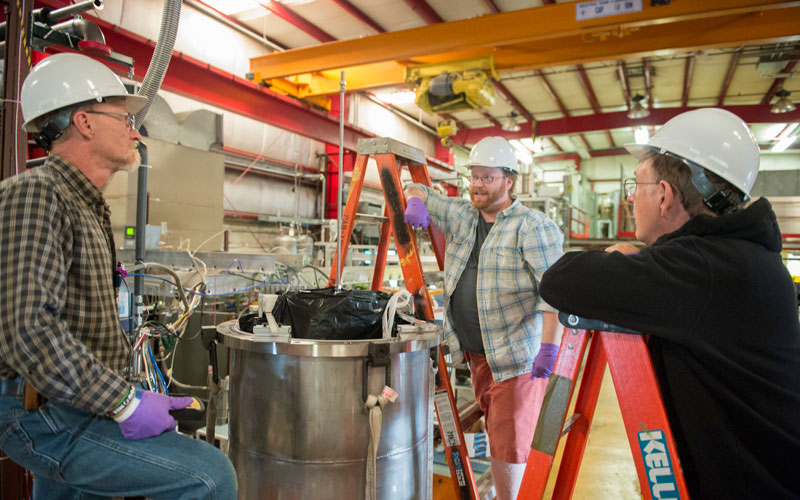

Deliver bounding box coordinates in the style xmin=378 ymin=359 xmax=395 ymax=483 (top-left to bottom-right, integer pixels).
xmin=540 ymin=198 xmax=800 ymax=500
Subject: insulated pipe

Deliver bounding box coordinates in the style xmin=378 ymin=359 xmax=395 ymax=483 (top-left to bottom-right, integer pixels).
xmin=336 ymin=71 xmax=345 ymax=289
xmin=133 ymin=0 xmax=181 ymax=129
xmin=132 ymin=141 xmax=150 ymax=377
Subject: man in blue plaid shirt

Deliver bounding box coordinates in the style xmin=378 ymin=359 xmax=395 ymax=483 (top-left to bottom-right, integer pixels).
xmin=405 ymin=136 xmax=564 ymax=500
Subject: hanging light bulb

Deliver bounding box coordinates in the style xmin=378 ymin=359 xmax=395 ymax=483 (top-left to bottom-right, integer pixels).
xmin=501 ymin=111 xmax=521 ymax=132
xmin=771 ymin=89 xmax=797 ymax=114
xmin=627 ymin=94 xmax=650 ymax=119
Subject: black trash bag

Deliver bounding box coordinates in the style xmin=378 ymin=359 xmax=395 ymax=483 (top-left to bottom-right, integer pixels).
xmin=272 ymin=287 xmax=392 ymax=340
xmin=238 ymin=312 xmax=265 ymax=334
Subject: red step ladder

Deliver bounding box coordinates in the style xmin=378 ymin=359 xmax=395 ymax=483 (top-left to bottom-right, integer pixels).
xmin=328 ymin=137 xmax=480 ymax=500
xmin=518 ymin=314 xmax=691 ymax=500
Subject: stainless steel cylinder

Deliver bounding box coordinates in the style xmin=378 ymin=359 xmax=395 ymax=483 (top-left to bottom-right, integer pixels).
xmin=217 ymin=321 xmax=439 ymax=500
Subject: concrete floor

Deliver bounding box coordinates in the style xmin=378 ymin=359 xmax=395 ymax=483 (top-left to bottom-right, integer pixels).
xmin=542 ymin=366 xmax=642 ymax=499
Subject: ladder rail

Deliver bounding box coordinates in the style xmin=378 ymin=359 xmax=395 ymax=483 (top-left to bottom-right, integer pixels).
xmin=326 ymin=139 xmax=480 ymax=500
xmin=519 ymin=328 xmax=691 ymax=500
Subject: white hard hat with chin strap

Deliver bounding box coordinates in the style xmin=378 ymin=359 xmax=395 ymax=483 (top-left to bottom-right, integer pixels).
xmin=467 ymin=136 xmax=520 ymax=174
xmin=625 ymin=108 xmax=760 ymax=215
xmin=21 ymin=53 xmax=147 ymax=149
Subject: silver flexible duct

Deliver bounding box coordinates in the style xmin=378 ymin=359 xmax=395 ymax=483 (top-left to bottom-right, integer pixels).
xmin=133 ymin=0 xmax=181 ymax=129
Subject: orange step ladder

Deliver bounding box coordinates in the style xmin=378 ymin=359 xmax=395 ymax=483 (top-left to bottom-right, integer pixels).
xmin=328 ymin=137 xmax=480 ymax=500
xmin=518 ymin=313 xmax=691 ymax=500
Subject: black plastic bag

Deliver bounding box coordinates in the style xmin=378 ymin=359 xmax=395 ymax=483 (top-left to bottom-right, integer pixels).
xmin=272 ymin=287 xmax=391 ymax=340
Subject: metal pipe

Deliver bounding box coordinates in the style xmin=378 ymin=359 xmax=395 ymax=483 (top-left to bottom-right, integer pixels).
xmin=34 ymin=0 xmax=103 ymax=24
xmin=1 ymin=0 xmax=102 ymax=40
xmin=132 ymin=142 xmax=150 ymax=378
xmin=336 ymin=71 xmax=345 ymax=290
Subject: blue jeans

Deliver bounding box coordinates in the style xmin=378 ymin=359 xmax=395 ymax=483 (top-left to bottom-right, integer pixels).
xmin=0 ymin=395 xmax=237 ymax=499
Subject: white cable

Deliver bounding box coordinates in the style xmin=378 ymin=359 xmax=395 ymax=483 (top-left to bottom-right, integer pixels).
xmin=382 ymin=289 xmax=412 ymax=339
xmin=364 ymin=393 xmax=388 ymax=500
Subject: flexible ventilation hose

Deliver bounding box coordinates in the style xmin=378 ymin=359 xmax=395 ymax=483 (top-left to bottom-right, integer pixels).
xmin=133 ymin=0 xmax=181 ymax=129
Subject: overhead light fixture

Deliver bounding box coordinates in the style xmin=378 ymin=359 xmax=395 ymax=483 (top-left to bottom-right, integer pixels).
xmin=772 ymin=135 xmax=797 ymax=153
xmin=771 ymin=89 xmax=797 ymax=114
xmin=501 ymin=112 xmax=521 ymax=132
xmin=374 ymin=89 xmax=416 ymax=106
xmin=627 ymin=94 xmax=650 ymax=119
xmin=202 ymin=0 xmax=261 ymax=15
xmin=634 ymin=126 xmax=649 ymax=144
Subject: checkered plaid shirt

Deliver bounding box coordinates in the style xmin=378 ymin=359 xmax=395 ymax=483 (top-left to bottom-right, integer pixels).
xmin=0 ymin=156 xmax=131 ymax=415
xmin=413 ymin=185 xmax=564 ymax=381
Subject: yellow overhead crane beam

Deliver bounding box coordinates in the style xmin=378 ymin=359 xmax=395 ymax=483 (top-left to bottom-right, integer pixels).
xmin=249 ymin=0 xmax=800 ymax=102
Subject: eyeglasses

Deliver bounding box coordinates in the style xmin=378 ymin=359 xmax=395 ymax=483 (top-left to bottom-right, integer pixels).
xmin=467 ymin=175 xmax=501 ymax=184
xmin=85 ymin=110 xmax=136 ymax=130
xmin=623 ymin=178 xmax=659 ymax=198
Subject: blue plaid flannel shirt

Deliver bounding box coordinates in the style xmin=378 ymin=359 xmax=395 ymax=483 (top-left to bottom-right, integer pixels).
xmin=413 ymin=184 xmax=564 ymax=381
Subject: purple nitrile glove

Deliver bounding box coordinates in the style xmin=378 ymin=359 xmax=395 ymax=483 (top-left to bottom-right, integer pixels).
xmin=531 ymin=343 xmax=560 ymax=379
xmin=404 ymin=197 xmax=429 ymax=229
xmin=117 ymin=390 xmax=193 ymax=440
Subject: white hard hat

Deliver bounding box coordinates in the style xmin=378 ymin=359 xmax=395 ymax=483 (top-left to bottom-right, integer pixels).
xmin=21 ymin=53 xmax=146 ymax=132
xmin=467 ymin=136 xmax=519 ymax=174
xmin=625 ymin=108 xmax=760 ymax=196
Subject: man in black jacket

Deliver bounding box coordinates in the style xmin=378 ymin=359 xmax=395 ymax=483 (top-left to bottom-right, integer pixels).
xmin=539 ymin=108 xmax=800 ymax=499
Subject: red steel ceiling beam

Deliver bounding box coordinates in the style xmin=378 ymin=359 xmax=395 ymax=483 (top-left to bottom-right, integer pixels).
xmin=480 ymin=111 xmax=501 ymax=127
xmin=260 ymin=1 xmax=336 ymax=43
xmin=402 ymin=0 xmax=444 ymax=24
xmin=494 ymin=80 xmax=533 ymax=122
xmin=47 ymin=12 xmax=372 ymax=149
xmin=452 ymin=105 xmax=800 ymax=145
xmin=575 ymin=64 xmax=602 ymax=114
xmin=331 ymin=0 xmax=386 ymax=33
xmin=482 ymin=0 xmax=501 ymax=14
xmin=605 ymin=130 xmax=616 ymax=148
xmin=760 ymin=59 xmax=798 ymax=105
xmin=537 ymin=70 xmax=570 ymax=117
xmin=618 ymin=60 xmax=632 ymax=111
xmin=682 ymin=53 xmax=696 ymax=107
xmin=577 ymin=134 xmax=592 ymax=151
xmin=548 ymin=137 xmax=564 ymax=152
xmin=717 ymin=47 xmax=742 ymax=107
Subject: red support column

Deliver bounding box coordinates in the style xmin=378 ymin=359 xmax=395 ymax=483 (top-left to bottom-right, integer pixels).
xmin=434 ymin=140 xmax=454 ymax=165
xmin=324 ymin=144 xmax=356 ymax=219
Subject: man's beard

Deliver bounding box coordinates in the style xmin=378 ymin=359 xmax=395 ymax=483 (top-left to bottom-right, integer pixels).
xmin=103 ymin=147 xmax=141 ymax=193
xmin=469 ymin=186 xmax=503 ymax=210
xmin=122 ymin=146 xmax=142 ymax=172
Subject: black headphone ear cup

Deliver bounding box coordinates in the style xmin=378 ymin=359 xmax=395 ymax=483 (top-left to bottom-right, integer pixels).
xmin=33 ymin=122 xmax=64 ymax=151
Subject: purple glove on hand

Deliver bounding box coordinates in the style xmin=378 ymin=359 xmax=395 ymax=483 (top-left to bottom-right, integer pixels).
xmin=116 ymin=390 xmax=193 ymax=440
xmin=531 ymin=343 xmax=560 ymax=379
xmin=404 ymin=197 xmax=429 ymax=229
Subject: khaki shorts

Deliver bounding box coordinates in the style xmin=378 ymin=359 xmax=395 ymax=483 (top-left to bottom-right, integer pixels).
xmin=469 ymin=353 xmax=547 ymax=463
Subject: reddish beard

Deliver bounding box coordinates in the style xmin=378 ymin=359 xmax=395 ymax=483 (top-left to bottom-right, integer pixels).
xmin=469 ymin=185 xmax=503 ymax=210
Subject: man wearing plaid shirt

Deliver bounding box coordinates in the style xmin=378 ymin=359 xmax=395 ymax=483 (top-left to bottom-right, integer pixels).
xmin=0 ymin=54 xmax=235 ymax=499
xmin=405 ymin=136 xmax=564 ymax=500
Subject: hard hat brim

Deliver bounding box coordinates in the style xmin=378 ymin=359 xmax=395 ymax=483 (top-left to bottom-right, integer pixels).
xmin=624 ymin=143 xmax=652 ymax=160
xmin=22 ymin=94 xmax=148 ymax=133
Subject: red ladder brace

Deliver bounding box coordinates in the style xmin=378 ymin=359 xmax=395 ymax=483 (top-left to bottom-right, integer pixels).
xmin=518 ymin=319 xmax=691 ymax=500
xmin=328 ymin=137 xmax=480 ymax=500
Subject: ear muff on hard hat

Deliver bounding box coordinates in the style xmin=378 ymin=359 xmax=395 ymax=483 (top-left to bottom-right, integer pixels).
xmin=625 ymin=108 xmax=760 ymax=215
xmin=467 ymin=136 xmax=519 ymax=174
xmin=20 ymin=52 xmax=147 ymax=148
